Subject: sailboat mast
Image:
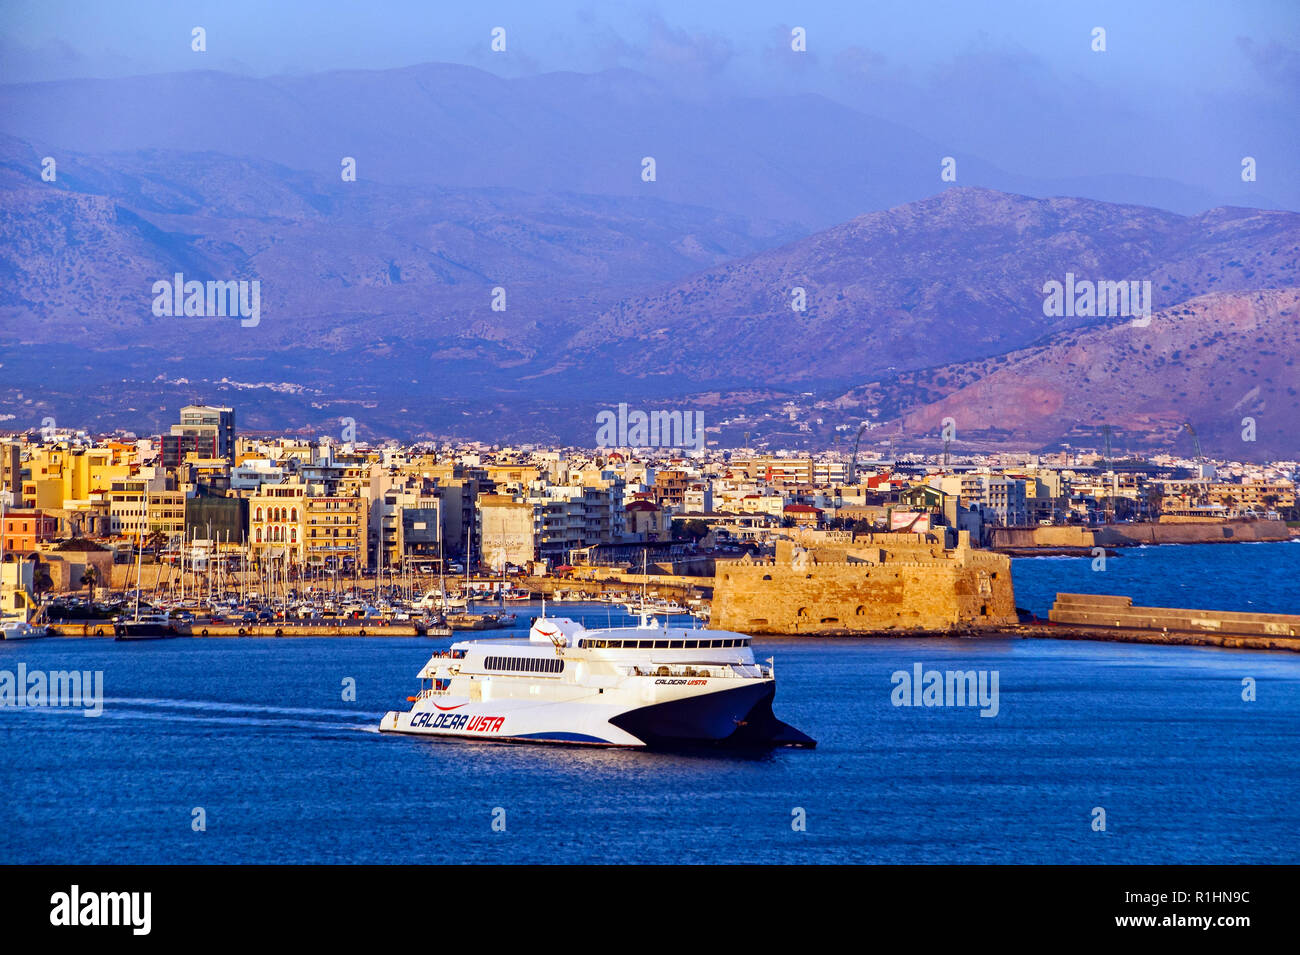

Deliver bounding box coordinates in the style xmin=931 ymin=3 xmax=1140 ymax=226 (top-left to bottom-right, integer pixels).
xmin=134 ymin=491 xmax=147 ymax=622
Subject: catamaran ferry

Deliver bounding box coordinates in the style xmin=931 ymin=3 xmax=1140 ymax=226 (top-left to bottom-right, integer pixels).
xmin=380 ymin=613 xmax=814 ymax=749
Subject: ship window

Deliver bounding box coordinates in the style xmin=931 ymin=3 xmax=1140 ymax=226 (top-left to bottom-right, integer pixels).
xmin=684 ymin=640 xmax=698 ymax=649
xmin=484 ymin=656 xmax=563 ymax=674
xmin=670 ymin=640 xmax=683 ymax=648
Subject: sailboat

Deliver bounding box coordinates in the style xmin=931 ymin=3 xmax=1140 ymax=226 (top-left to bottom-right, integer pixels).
xmin=492 ymin=526 xmax=517 ymax=627
xmin=445 ymin=513 xmax=510 ymax=630
xmin=116 ymin=492 xmax=175 ymax=640
xmin=620 ymin=548 xmax=689 ymax=618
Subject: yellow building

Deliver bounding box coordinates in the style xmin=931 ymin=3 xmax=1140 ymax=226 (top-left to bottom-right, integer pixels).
xmin=1208 ymin=481 xmax=1295 ymax=511
xmin=248 ymin=483 xmax=307 ymax=563
xmin=147 ymin=490 xmax=187 ymax=542
xmin=21 ymin=445 xmax=132 ymax=509
xmin=304 ymin=493 xmax=364 ymax=568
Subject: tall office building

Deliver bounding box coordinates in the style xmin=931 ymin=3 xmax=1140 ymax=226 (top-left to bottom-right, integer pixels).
xmin=162 ymin=405 xmax=236 ymax=467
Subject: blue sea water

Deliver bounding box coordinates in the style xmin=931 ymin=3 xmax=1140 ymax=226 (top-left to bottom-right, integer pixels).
xmin=1011 ymin=538 xmax=1300 ymax=617
xmin=2 ymin=541 xmax=1298 ymax=865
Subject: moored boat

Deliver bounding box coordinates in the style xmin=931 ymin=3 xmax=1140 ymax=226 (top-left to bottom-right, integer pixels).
xmin=1 ymin=615 xmax=46 ymax=640
xmin=114 ymin=612 xmax=176 ymax=640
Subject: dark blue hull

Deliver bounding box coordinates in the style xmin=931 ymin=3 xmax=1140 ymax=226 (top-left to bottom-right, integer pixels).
xmin=611 ymin=681 xmax=815 ymax=749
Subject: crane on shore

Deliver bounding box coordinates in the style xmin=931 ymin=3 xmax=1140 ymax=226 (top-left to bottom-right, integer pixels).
xmin=846 ymin=423 xmax=868 ymax=484
xmin=1182 ymin=421 xmax=1203 ymax=463
xmin=1182 ymin=422 xmax=1210 ymax=506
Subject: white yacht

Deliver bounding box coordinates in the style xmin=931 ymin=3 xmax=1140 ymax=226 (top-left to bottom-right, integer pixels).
xmin=380 ymin=613 xmax=814 ymax=749
xmin=1 ymin=613 xmax=45 ymax=640
xmin=625 ymin=599 xmax=687 ymax=616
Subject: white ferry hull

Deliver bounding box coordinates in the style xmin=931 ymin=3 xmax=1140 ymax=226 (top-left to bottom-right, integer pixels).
xmin=382 ymin=678 xmax=812 ymax=748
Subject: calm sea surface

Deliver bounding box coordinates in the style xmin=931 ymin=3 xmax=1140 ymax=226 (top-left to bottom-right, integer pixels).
xmin=2 ymin=541 xmax=1297 ymax=864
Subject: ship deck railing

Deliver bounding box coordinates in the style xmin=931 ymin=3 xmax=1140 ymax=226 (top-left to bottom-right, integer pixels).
xmin=623 ymin=662 xmax=770 ymax=680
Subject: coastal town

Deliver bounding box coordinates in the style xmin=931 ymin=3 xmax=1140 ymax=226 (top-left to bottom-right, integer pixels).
xmin=1 ymin=403 xmax=1296 ymax=644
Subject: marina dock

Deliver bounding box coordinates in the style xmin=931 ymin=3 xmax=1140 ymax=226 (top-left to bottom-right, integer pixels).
xmin=46 ymin=621 xmax=452 ymax=638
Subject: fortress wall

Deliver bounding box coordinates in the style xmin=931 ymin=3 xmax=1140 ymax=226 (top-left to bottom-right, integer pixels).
xmin=711 ymin=549 xmax=1017 ymax=635
xmin=991 ymin=526 xmax=1097 ymax=548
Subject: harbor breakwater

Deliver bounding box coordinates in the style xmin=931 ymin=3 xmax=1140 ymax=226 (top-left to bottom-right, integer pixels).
xmin=1036 ymin=592 xmax=1300 ymax=652
xmin=991 ymin=518 xmax=1292 ymax=552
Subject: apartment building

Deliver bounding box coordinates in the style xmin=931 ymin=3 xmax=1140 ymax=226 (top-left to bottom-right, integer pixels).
xmin=1 ymin=508 xmax=59 ymax=554
xmin=248 ymin=483 xmax=307 ymax=562
xmin=164 ymin=405 xmax=236 ymax=465
xmin=146 ymin=490 xmax=187 ymax=542
xmin=304 ymin=494 xmax=364 ymax=569
xmin=477 ymin=494 xmax=535 ymax=570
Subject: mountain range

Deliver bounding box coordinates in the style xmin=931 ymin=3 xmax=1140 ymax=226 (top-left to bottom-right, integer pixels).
xmin=0 ymin=62 xmax=1296 ymax=459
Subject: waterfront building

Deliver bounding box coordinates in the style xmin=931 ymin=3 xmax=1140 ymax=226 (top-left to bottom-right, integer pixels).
xmin=146 ymin=490 xmax=187 ymax=544
xmin=477 ymin=494 xmax=534 ymax=570
xmin=107 ymin=472 xmax=167 ymax=538
xmin=185 ymin=493 xmax=249 ymax=551
xmin=248 ymin=482 xmax=307 ymax=563
xmin=304 ymin=493 xmax=364 ymax=570
xmin=0 ymin=508 xmax=59 ymax=555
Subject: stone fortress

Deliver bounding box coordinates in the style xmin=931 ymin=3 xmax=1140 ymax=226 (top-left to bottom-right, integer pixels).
xmin=710 ymin=529 xmax=1017 ymax=635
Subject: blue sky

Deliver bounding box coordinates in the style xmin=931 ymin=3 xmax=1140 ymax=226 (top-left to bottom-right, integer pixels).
xmin=2 ymin=1 xmax=1296 ymax=200
xmin=2 ymin=0 xmax=1294 ymax=93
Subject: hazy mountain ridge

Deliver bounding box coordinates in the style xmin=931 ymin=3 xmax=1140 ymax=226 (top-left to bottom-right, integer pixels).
xmin=0 ymin=137 xmax=802 ymax=356
xmin=0 ymin=62 xmax=1259 ymax=231
xmin=2 ymin=102 xmax=1297 ymax=460
xmin=833 ymin=288 xmax=1300 ymax=458
xmin=566 ymin=189 xmax=1300 ymax=387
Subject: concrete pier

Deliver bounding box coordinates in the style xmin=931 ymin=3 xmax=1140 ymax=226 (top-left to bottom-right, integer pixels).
xmin=46 ymin=621 xmax=451 ymax=638
xmin=1035 ymin=593 xmax=1300 ymax=651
